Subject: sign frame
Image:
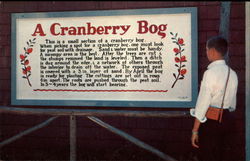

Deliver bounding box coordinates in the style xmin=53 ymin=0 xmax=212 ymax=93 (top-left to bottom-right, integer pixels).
xmin=11 ymin=7 xmax=198 ymax=108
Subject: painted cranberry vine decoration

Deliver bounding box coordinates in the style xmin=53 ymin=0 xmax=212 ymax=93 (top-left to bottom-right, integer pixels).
xmin=171 ymin=32 xmax=187 ymax=88
xmin=20 ymin=38 xmax=36 ymax=87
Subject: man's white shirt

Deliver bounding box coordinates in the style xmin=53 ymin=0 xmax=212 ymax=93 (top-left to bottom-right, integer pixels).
xmin=190 ymin=60 xmax=238 ymax=123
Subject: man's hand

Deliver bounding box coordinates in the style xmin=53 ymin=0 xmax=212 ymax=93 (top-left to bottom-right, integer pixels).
xmin=191 ymin=132 xmax=199 ymax=148
xmin=191 ymin=118 xmax=201 ymax=148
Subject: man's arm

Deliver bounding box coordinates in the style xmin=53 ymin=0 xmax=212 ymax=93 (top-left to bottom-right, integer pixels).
xmin=190 ymin=70 xmax=211 ymax=148
xmin=191 ymin=118 xmax=201 ymax=148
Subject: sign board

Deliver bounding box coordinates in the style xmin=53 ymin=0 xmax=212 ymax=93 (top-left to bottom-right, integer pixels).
xmin=11 ymin=7 xmax=198 ymax=108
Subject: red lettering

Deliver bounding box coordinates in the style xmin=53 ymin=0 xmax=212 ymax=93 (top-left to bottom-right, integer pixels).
xmin=137 ymin=20 xmax=148 ymax=34
xmin=120 ymin=25 xmax=130 ymax=35
xmin=45 ymin=22 xmax=135 ymax=37
xmin=87 ymin=23 xmax=96 ymax=35
xmin=68 ymin=27 xmax=77 ymax=35
xmin=31 ymin=24 xmax=46 ymax=36
xmin=97 ymin=26 xmax=104 ymax=34
xmin=50 ymin=23 xmax=61 ymax=36
xmin=104 ymin=26 xmax=112 ymax=34
xmin=158 ymin=24 xmax=167 ymax=39
xmin=112 ymin=26 xmax=120 ymax=34
xmin=77 ymin=27 xmax=86 ymax=35
xmin=137 ymin=20 xmax=167 ymax=39
xmin=149 ymin=24 xmax=158 ymax=33
xmin=61 ymin=27 xmax=68 ymax=35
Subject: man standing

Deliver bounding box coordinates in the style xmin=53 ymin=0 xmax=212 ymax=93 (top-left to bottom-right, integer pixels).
xmin=190 ymin=36 xmax=238 ymax=161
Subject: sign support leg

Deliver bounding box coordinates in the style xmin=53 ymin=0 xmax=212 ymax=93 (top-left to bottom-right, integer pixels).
xmin=70 ymin=115 xmax=77 ymax=161
xmin=88 ymin=116 xmax=177 ymax=161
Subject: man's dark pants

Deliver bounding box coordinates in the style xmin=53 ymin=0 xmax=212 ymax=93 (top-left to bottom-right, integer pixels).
xmin=197 ymin=110 xmax=235 ymax=161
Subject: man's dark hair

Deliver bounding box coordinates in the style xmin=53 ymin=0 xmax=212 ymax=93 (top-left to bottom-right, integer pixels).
xmin=206 ymin=36 xmax=228 ymax=56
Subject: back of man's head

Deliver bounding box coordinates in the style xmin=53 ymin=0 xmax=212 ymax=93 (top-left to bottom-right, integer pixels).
xmin=206 ymin=36 xmax=228 ymax=57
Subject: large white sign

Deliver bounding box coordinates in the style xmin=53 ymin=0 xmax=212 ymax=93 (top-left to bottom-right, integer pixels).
xmin=11 ymin=8 xmax=198 ymax=107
